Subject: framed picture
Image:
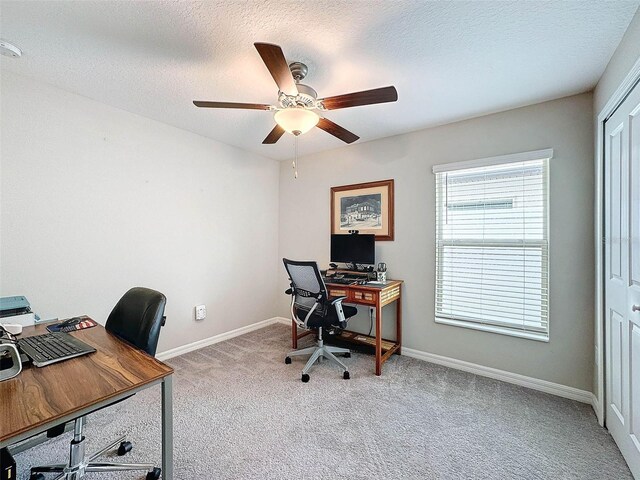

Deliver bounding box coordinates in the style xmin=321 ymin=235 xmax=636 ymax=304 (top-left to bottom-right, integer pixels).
xmin=331 ymin=179 xmax=394 ymax=241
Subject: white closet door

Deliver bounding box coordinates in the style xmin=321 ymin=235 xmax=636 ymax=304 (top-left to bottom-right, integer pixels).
xmin=605 ymin=80 xmax=640 ymax=478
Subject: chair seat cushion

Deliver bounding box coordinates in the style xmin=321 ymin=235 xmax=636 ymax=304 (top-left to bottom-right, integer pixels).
xmin=341 ymin=305 xmax=358 ymax=319
xmin=296 ymin=304 xmax=357 ymax=329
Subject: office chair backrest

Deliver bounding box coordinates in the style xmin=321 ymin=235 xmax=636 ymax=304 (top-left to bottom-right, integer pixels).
xmin=282 ymin=259 xmax=328 ymax=317
xmin=105 ymin=287 xmax=166 ymax=356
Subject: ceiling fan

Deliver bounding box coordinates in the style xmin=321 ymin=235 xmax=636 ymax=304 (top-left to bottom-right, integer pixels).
xmin=193 ymin=42 xmax=398 ymax=145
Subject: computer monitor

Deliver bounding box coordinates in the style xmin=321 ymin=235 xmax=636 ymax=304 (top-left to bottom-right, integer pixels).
xmin=330 ymin=234 xmax=375 ymax=266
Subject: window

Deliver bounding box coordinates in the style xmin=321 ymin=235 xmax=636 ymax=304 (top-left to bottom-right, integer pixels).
xmin=433 ymin=149 xmax=552 ymax=341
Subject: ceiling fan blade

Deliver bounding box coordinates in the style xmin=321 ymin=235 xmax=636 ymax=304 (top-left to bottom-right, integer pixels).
xmin=254 ymin=43 xmax=298 ymax=96
xmin=317 ymin=118 xmax=359 ymax=144
xmin=262 ymin=124 xmax=286 ymax=144
xmin=193 ymin=101 xmax=271 ymax=110
xmin=319 ymin=86 xmax=398 ymax=110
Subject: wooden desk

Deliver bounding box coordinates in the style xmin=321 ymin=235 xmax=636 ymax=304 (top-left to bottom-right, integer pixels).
xmin=291 ymin=279 xmax=403 ymax=376
xmin=0 ymin=323 xmax=174 ymax=479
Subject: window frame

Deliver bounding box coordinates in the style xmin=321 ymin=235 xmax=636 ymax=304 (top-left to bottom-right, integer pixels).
xmin=432 ymin=149 xmax=553 ymax=342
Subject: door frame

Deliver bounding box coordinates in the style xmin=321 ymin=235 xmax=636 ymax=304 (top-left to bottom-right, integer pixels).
xmin=595 ymin=55 xmax=640 ymax=426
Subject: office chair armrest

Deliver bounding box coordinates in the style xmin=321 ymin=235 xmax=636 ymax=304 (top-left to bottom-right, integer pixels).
xmin=330 ymin=297 xmax=348 ymax=326
xmin=329 ymin=296 xmax=347 ymax=305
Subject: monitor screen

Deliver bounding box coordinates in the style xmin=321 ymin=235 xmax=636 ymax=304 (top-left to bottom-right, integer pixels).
xmin=330 ymin=234 xmax=375 ymax=265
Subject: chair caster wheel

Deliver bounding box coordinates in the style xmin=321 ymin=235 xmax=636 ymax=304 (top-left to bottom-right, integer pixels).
xmin=30 ymin=474 xmax=45 ymax=480
xmin=343 ymin=371 xmax=350 ymax=380
xmin=285 ymin=356 xmax=292 ymax=364
xmin=117 ymin=440 xmax=133 ymax=456
xmin=301 ymin=374 xmax=310 ymax=383
xmin=344 ymin=352 xmax=351 ymax=358
xmin=146 ymin=467 xmax=161 ymax=480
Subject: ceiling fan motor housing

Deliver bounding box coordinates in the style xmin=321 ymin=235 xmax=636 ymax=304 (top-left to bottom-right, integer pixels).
xmin=289 ymin=61 xmax=308 ymax=81
xmin=279 ymin=83 xmax=318 ymax=109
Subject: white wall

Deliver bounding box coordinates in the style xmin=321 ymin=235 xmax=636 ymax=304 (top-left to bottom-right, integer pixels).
xmin=278 ymin=92 xmax=594 ymax=391
xmin=0 ymin=71 xmax=280 ymax=353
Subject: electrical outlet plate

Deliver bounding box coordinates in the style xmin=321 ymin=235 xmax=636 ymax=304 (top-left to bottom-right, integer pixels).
xmin=195 ymin=305 xmax=206 ymax=321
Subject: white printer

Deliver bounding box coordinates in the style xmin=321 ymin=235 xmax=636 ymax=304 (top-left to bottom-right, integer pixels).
xmin=0 ymin=295 xmax=36 ymax=327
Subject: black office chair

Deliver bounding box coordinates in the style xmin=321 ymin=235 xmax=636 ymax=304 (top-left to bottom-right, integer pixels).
xmin=283 ymin=258 xmax=357 ymax=382
xmin=30 ymin=287 xmax=166 ymax=480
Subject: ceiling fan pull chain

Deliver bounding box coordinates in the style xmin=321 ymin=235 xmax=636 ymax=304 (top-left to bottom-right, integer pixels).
xmin=293 ymin=134 xmax=299 ymax=179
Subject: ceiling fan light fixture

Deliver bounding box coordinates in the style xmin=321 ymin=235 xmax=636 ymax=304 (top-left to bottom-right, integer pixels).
xmin=274 ymin=107 xmax=319 ymax=135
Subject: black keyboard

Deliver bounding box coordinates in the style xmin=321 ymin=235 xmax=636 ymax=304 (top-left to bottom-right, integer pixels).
xmin=324 ymin=277 xmax=363 ymax=285
xmin=18 ymin=332 xmax=96 ymax=367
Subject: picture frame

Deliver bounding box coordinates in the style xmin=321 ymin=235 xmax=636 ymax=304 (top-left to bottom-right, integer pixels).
xmin=331 ymin=179 xmax=394 ymax=241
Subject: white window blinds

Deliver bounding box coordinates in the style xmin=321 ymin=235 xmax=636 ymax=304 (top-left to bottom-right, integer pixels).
xmin=433 ymin=150 xmax=551 ymax=341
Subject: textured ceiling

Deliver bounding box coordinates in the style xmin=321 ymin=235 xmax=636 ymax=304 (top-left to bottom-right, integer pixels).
xmin=1 ymin=1 xmax=638 ymax=160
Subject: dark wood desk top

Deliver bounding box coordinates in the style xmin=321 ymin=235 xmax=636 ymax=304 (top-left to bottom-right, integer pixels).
xmin=0 ymin=323 xmax=173 ymax=444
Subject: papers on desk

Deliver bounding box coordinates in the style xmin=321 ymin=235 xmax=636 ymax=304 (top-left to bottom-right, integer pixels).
xmin=367 ymin=281 xmax=387 ymax=286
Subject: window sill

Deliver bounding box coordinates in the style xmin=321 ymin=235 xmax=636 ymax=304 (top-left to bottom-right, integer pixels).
xmin=435 ymin=317 xmax=549 ymax=342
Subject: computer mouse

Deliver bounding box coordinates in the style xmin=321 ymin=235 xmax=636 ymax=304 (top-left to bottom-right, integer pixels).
xmin=60 ymin=317 xmax=81 ymax=327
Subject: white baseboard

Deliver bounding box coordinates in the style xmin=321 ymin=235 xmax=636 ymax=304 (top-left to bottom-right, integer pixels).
xmin=156 ymin=317 xmax=288 ymax=361
xmin=272 ymin=316 xmax=291 ymax=325
xmin=402 ymin=347 xmax=593 ymax=404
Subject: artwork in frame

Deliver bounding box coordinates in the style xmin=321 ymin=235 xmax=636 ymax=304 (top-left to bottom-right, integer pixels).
xmin=331 ymin=179 xmax=394 ymax=241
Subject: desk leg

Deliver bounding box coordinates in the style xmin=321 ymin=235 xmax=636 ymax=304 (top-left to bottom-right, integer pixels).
xmin=396 ymin=295 xmax=402 ymax=355
xmin=291 ymin=319 xmax=298 ymax=349
xmin=375 ymin=302 xmax=382 ymax=376
xmin=161 ymin=375 xmax=174 ymax=480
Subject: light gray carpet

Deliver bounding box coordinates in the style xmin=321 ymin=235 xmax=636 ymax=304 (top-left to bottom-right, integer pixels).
xmin=15 ymin=324 xmax=631 ymax=479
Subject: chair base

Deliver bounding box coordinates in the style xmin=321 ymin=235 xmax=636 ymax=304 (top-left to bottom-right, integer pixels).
xmin=30 ymin=418 xmax=160 ymax=480
xmin=286 ymin=328 xmax=351 ymax=380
